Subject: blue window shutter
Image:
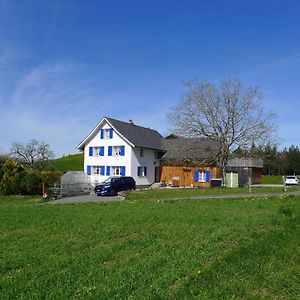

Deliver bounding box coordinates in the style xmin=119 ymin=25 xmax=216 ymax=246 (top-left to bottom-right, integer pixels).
xmin=100 ymin=129 xmax=104 ymax=139
xmin=144 ymin=167 xmax=147 ymax=176
xmin=106 ymin=166 xmax=110 ymax=176
xmin=89 ymin=147 xmax=93 ymax=156
xmin=109 ymin=128 xmax=113 ymax=139
xmin=206 ymin=171 xmax=211 ymax=182
xmin=194 ymin=170 xmax=199 ymax=182
xmin=120 ymin=145 xmax=125 ymax=156
xmin=100 ymin=166 xmax=105 ymax=176
xmin=121 ymin=166 xmax=125 ymax=176
xmin=108 ymin=146 xmax=112 ymax=156
xmin=100 ymin=146 xmax=104 ymax=156
xmin=137 ymin=166 xmax=141 ymax=176
xmin=87 ymin=166 xmax=91 ymax=175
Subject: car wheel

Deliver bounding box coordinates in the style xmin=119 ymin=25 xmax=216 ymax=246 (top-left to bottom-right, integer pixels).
xmin=111 ymin=189 xmax=116 ymax=196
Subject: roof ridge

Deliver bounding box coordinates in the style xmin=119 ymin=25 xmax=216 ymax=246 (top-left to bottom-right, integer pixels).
xmin=105 ymin=116 xmax=161 ymax=134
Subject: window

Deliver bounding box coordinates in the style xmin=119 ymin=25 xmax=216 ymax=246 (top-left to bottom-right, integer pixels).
xmin=94 ymin=147 xmax=100 ymax=156
xmin=194 ymin=170 xmax=210 ymax=183
xmin=101 ymin=128 xmax=113 ymax=139
xmin=198 ymin=171 xmax=206 ymax=182
xmin=93 ymin=166 xmax=100 ymax=175
xmin=108 ymin=145 xmax=125 ymax=156
xmin=140 ymin=148 xmax=144 ymax=157
xmin=111 ymin=166 xmax=126 ymax=176
xmin=89 ymin=147 xmax=104 ymax=156
xmin=137 ymin=166 xmax=147 ymax=177
xmin=92 ymin=166 xmax=104 ymax=175
xmin=104 ymin=129 xmax=110 ymax=139
xmin=113 ymin=146 xmax=121 ymax=156
xmin=111 ymin=166 xmax=121 ymax=176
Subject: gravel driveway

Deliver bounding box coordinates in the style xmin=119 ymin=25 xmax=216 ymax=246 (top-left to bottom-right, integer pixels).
xmin=47 ymin=193 xmax=122 ymax=204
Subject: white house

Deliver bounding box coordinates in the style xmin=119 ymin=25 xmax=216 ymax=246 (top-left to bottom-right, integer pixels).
xmin=77 ymin=117 xmax=165 ymax=187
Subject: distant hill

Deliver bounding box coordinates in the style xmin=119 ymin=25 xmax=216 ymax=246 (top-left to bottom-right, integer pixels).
xmin=53 ymin=153 xmax=83 ymax=172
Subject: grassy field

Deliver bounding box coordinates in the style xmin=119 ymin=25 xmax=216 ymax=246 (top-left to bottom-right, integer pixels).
xmin=53 ymin=153 xmax=83 ymax=172
xmin=262 ymin=175 xmax=284 ymax=184
xmin=1 ymin=194 xmax=300 ymax=299
xmin=127 ymin=185 xmax=300 ymax=201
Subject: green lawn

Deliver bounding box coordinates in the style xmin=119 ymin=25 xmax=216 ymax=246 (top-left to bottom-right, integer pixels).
xmin=53 ymin=153 xmax=83 ymax=172
xmin=1 ymin=195 xmax=300 ymax=299
xmin=127 ymin=185 xmax=300 ymax=201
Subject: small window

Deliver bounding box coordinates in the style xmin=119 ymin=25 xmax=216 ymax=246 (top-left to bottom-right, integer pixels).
xmin=140 ymin=148 xmax=144 ymax=157
xmin=138 ymin=166 xmax=147 ymax=177
xmin=111 ymin=166 xmax=121 ymax=176
xmin=104 ymin=129 xmax=110 ymax=139
xmin=92 ymin=166 xmax=104 ymax=175
xmin=94 ymin=147 xmax=100 ymax=156
xmin=93 ymin=166 xmax=100 ymax=175
xmin=198 ymin=171 xmax=206 ymax=182
xmin=113 ymin=146 xmax=121 ymax=156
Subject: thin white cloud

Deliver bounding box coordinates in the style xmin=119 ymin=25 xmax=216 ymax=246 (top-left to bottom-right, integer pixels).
xmin=1 ymin=60 xmax=170 ymax=157
xmin=245 ymin=52 xmax=300 ymax=79
xmin=0 ymin=61 xmax=104 ymax=156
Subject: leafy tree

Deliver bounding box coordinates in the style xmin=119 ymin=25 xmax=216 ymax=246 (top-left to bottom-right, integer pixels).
xmin=168 ymin=79 xmax=276 ymax=181
xmin=10 ymin=139 xmax=54 ymax=170
xmin=0 ymin=158 xmax=24 ymax=194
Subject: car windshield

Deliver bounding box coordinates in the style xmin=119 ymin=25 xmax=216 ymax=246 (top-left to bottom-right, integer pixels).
xmin=102 ymin=177 xmax=116 ymax=184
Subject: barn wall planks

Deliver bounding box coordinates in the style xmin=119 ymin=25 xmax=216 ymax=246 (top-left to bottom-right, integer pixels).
xmin=160 ymin=164 xmax=221 ymax=188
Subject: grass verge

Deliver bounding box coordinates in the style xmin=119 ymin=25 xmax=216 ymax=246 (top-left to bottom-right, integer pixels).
xmin=126 ymin=186 xmax=300 ymax=201
xmin=1 ymin=195 xmax=300 ymax=299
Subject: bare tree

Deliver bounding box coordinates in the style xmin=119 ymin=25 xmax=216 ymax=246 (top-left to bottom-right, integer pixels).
xmin=168 ymin=79 xmax=276 ymax=182
xmin=10 ymin=139 xmax=54 ymax=170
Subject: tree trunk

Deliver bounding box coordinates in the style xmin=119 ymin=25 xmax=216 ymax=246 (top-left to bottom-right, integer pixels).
xmin=222 ymin=165 xmax=226 ymax=186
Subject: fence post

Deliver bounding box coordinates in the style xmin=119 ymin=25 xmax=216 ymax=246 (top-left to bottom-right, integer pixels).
xmin=282 ymin=176 xmax=287 ymax=192
xmin=249 ymin=175 xmax=252 ymax=193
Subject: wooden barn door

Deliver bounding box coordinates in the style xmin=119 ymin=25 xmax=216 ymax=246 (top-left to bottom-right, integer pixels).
xmin=155 ymin=167 xmax=161 ymax=182
xmin=182 ymin=169 xmax=190 ymax=187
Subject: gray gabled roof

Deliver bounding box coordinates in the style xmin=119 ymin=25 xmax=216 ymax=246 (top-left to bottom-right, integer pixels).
xmin=105 ymin=117 xmax=165 ymax=150
xmin=77 ymin=117 xmax=165 ymax=151
xmin=161 ymin=138 xmax=220 ymax=165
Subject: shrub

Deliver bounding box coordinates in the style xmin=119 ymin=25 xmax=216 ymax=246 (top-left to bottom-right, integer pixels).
xmin=40 ymin=171 xmax=63 ymax=189
xmin=0 ymin=158 xmax=24 ymax=194
xmin=8 ymin=171 xmax=42 ymax=195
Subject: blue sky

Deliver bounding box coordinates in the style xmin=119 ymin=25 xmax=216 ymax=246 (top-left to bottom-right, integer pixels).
xmin=0 ymin=0 xmax=300 ymax=157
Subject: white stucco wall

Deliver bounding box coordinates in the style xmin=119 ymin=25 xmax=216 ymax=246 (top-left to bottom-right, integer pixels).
xmin=131 ymin=147 xmax=159 ymax=186
xmin=83 ymin=121 xmax=132 ymax=185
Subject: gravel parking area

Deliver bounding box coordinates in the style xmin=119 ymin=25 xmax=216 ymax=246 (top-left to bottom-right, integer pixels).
xmin=47 ymin=193 xmax=122 ymax=204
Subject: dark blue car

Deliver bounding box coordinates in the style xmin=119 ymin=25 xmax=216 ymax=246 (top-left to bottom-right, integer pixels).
xmin=95 ymin=176 xmax=136 ymax=196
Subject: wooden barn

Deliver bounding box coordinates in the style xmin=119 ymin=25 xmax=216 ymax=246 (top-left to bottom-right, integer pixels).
xmin=158 ymin=137 xmax=222 ymax=188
